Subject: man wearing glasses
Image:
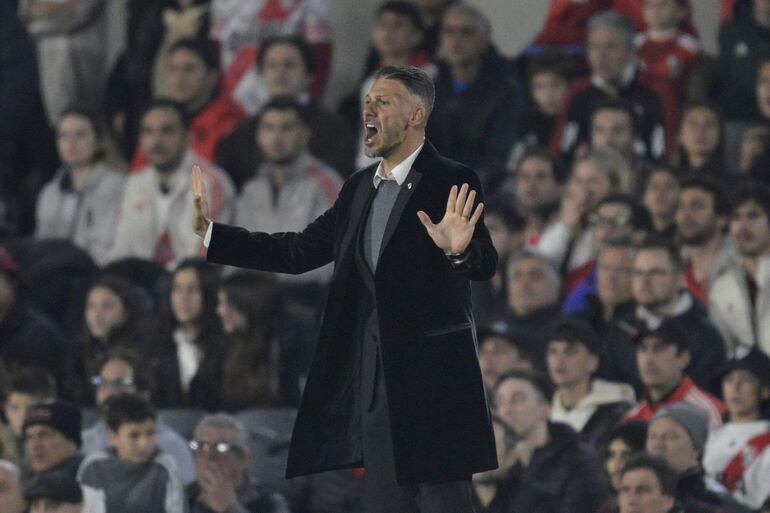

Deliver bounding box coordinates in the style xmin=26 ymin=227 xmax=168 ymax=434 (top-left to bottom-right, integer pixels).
xmin=79 ymin=351 xmax=196 ymax=485
xmin=187 ymin=414 xmax=289 ymax=513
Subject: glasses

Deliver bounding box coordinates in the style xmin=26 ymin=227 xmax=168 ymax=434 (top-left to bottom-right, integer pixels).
xmin=589 ymin=213 xmax=630 ymax=228
xmin=631 ymin=268 xmax=673 ymax=278
xmin=91 ymin=376 xmax=134 ymax=388
xmin=189 ymin=440 xmax=242 ymax=455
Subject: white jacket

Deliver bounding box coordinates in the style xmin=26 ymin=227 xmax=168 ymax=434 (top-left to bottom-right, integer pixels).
xmin=108 ymin=151 xmax=234 ymax=268
xmin=708 ymin=255 xmax=770 ymax=357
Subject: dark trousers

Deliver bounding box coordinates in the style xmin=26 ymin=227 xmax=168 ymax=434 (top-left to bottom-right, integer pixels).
xmin=360 ymin=314 xmax=475 ymax=513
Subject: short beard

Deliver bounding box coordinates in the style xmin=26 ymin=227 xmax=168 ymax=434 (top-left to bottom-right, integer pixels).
xmin=680 ymin=226 xmax=717 ymax=246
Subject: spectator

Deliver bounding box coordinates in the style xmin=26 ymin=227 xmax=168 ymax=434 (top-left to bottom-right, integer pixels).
xmin=108 ymin=100 xmax=235 ymax=268
xmin=647 ymin=402 xmax=747 ymax=513
xmin=187 ymin=414 xmax=290 ymax=513
xmin=551 ymin=11 xmax=678 ymax=161
xmin=616 ymin=454 xmax=678 ymax=513
xmin=216 ymin=36 xmax=355 ymax=189
xmin=427 ymin=2 xmax=519 ymax=182
xmin=64 ymin=276 xmax=148 ymax=405
xmin=78 ymin=393 xmax=185 ymax=513
xmin=719 ymin=0 xmax=770 ymax=120
xmin=18 ymin=0 xmax=126 ymax=124
xmin=739 ymin=124 xmax=770 ymax=174
xmin=614 ymin=0 xmax=696 ymax=33
xmin=642 ymin=166 xmax=681 ymax=241
xmin=505 ymin=250 xmax=562 ymax=366
xmin=756 ymin=58 xmax=770 ymax=122
xmin=35 ymin=109 xmax=125 ymax=266
xmin=623 ymin=321 xmax=726 ymax=428
xmin=24 ymin=472 xmax=82 ymax=513
xmin=23 ymin=400 xmax=83 ymax=480
xmin=3 ymin=367 xmax=57 ymax=469
xmin=210 ymin=0 xmax=332 ymax=112
xmin=235 ymin=97 xmax=341 ymax=287
xmin=546 ymin=318 xmax=635 ymax=447
xmin=528 ymin=0 xmax=611 ymax=52
xmin=676 ymin=177 xmax=733 ymax=305
xmin=149 ymin=259 xmax=226 ymax=410
xmin=132 ymin=38 xmax=245 ymax=168
xmin=506 ymin=54 xmax=573 ymax=168
xmin=601 ymin=420 xmax=648 ymax=510
xmin=491 ymin=370 xmax=609 ymax=513
xmin=472 ymin=197 xmax=526 ymax=327
xmin=81 ymin=351 xmax=195 ymax=486
xmin=709 ymin=183 xmax=770 ymax=357
xmin=0 ymin=461 xmax=25 ymax=513
xmin=0 ymin=250 xmax=66 ymax=384
xmin=505 ymin=147 xmax=564 ymax=247
xmin=415 ymin=0 xmax=456 ymax=57
xmin=671 ymin=103 xmax=726 ymax=180
xmin=538 ymin=147 xmax=631 ymax=293
xmin=478 ymin=322 xmax=535 ymax=391
xmin=216 ymin=272 xmax=297 ymax=410
xmin=635 ymin=0 xmax=700 ymax=92
xmin=602 ymin=238 xmax=727 ymax=390
xmin=704 ymin=348 xmax=770 ymax=510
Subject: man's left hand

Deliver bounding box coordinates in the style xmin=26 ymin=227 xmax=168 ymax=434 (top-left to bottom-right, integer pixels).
xmin=417 ymin=183 xmax=484 ymax=254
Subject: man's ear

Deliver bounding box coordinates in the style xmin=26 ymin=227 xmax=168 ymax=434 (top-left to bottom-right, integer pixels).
xmin=409 ymin=104 xmax=426 ymax=127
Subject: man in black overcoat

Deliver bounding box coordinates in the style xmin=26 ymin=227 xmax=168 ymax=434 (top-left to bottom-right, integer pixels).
xmin=191 ymin=66 xmax=498 ymax=512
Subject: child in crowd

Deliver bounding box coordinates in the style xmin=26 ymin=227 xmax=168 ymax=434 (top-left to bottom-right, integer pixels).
xmin=78 ymin=393 xmax=185 ymax=513
xmin=2 ymin=367 xmax=57 ymax=465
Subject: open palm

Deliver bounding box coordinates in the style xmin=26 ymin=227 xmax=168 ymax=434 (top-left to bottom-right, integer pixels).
xmin=417 ymin=183 xmax=484 ymax=254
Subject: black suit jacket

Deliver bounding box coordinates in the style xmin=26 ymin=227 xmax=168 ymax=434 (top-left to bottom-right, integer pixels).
xmin=207 ymin=141 xmax=498 ymax=485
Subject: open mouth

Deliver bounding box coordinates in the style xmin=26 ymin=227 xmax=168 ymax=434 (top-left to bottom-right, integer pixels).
xmin=364 ymin=123 xmax=379 ymax=145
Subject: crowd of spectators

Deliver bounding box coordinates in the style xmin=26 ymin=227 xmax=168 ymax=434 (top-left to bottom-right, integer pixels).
xmin=1 ymin=0 xmax=770 ymax=512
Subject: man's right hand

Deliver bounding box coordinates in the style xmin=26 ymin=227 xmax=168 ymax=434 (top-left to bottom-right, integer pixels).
xmin=192 ymin=164 xmax=211 ymax=239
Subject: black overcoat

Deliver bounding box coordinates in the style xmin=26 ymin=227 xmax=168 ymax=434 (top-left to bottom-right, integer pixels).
xmin=206 ymin=141 xmax=498 ymax=485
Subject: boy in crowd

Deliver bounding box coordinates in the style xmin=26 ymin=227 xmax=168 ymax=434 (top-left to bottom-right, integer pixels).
xmin=78 ymin=393 xmax=184 ymax=513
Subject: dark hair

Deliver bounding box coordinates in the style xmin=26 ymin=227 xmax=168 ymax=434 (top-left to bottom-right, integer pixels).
xmin=679 ymin=175 xmax=730 ymax=218
xmin=484 ymin=195 xmax=526 ymax=233
xmin=527 ymin=51 xmax=573 ymax=83
xmin=140 ymin=98 xmax=189 ymax=129
xmin=516 ymin=145 xmax=567 ymax=184
xmin=164 ymin=259 xmax=222 ymax=343
xmin=590 ymin=98 xmax=637 ymax=132
xmin=104 ymin=392 xmax=156 ymax=432
xmin=257 ymin=35 xmax=315 ymax=74
xmin=606 ymin=420 xmax=648 ymax=453
xmin=672 ymin=101 xmax=725 ymax=175
xmin=635 ymin=235 xmax=683 ymax=270
xmin=730 ymin=181 xmax=770 ymax=220
xmin=168 ymin=37 xmax=220 ymax=70
xmin=256 ymin=95 xmax=311 ymax=127
xmin=596 ymin=193 xmax=654 ymax=232
xmin=376 ymin=1 xmax=423 ymax=32
xmin=56 ymin=107 xmax=106 ymax=163
xmin=6 ymin=366 xmax=57 ymax=400
xmin=372 ymin=65 xmax=436 ymax=118
xmin=495 ymin=369 xmax=554 ymax=403
xmin=620 ymin=454 xmax=678 ymax=497
xmin=600 ymin=234 xmax=636 ymax=252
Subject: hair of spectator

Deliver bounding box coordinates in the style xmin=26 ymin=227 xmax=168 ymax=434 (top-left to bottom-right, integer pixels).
xmin=635 ymin=235 xmax=684 ymax=270
xmin=442 ymin=2 xmax=492 ymax=37
xmin=164 ymin=259 xmax=222 ymax=346
xmin=167 ymin=37 xmax=220 ymax=70
xmin=104 ymin=392 xmax=156 ymax=432
xmin=641 ymin=164 xmax=679 ymax=192
xmin=193 ymin=413 xmax=251 ymax=456
xmin=484 ymin=195 xmax=527 ymax=233
xmin=257 ymin=35 xmax=316 ymax=74
xmin=506 ymin=249 xmax=561 ymax=291
xmin=587 ymin=10 xmax=636 ymax=48
xmin=729 ymin=181 xmax=770 ymax=220
xmin=596 ymin=193 xmax=654 ymax=232
xmin=219 ymin=271 xmax=283 ymax=341
xmin=86 ymin=274 xmax=146 ymax=337
xmin=679 ymin=175 xmax=730 ymax=218
xmin=590 ymin=98 xmax=638 ymax=132
xmin=57 ymin=107 xmax=105 ymax=140
xmin=256 ymin=95 xmax=312 ymax=128
xmin=574 ymin=146 xmax=632 ymax=193
xmin=372 ymin=65 xmax=436 ymax=119
xmin=600 ymin=234 xmax=636 ymax=254
xmin=376 ymin=1 xmax=424 ymax=32
xmin=527 ymin=51 xmax=574 ymax=83
xmin=516 ymin=145 xmax=567 ymax=184
xmin=620 ymin=454 xmax=679 ymax=497
xmin=140 ymin=98 xmax=189 ymax=130
xmin=6 ymin=366 xmax=57 ymax=400
xmin=495 ymin=369 xmax=554 ymax=403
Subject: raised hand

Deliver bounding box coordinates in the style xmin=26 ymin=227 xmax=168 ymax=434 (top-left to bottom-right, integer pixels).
xmin=417 ymin=183 xmax=484 ymax=254
xmin=191 ymin=164 xmax=211 ymax=239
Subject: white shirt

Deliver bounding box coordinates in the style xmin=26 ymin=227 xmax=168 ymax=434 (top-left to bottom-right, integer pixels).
xmin=173 ymin=328 xmax=201 ymax=392
xmin=372 ymin=141 xmax=424 ymax=188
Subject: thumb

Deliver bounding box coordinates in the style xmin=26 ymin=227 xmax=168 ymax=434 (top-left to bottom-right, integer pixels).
xmin=417 ymin=211 xmax=435 ymax=232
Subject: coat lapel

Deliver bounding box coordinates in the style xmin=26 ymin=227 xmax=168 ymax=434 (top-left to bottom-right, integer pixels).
xmin=339 ymin=169 xmax=377 ymax=263
xmin=378 ymin=168 xmax=422 ymax=262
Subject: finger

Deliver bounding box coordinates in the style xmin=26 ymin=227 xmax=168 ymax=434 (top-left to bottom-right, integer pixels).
xmin=192 ymin=165 xmax=202 ymax=197
xmin=461 ymin=189 xmax=476 ymax=219
xmin=417 ymin=211 xmax=435 ymax=233
xmin=454 ymin=183 xmax=469 ymax=214
xmin=446 ymin=185 xmax=458 ymax=214
xmin=468 ymin=202 xmax=484 ymax=226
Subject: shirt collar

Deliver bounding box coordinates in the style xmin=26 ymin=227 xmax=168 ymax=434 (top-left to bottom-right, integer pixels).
xmin=592 ymin=61 xmax=638 ymax=93
xmin=372 ymin=141 xmax=424 ymax=187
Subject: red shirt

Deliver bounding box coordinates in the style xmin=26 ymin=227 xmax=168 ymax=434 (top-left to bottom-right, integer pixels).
xmin=624 ymin=376 xmax=726 ymax=428
xmin=635 ymin=32 xmax=700 ymax=91
xmin=684 ymin=260 xmax=708 ymax=306
xmin=533 ymin=0 xmax=612 ymax=46
xmin=613 ymin=0 xmax=697 ymax=34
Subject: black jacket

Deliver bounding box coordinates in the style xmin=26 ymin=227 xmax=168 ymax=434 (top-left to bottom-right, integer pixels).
xmin=0 ymin=302 xmax=65 ymax=383
xmin=207 ymin=141 xmax=498 ymax=485
xmin=719 ymin=15 xmax=770 ymax=121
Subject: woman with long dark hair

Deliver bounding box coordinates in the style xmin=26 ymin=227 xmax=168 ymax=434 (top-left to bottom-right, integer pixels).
xmin=671 ymin=102 xmax=726 ymax=179
xmin=150 ymin=258 xmax=226 ymax=409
